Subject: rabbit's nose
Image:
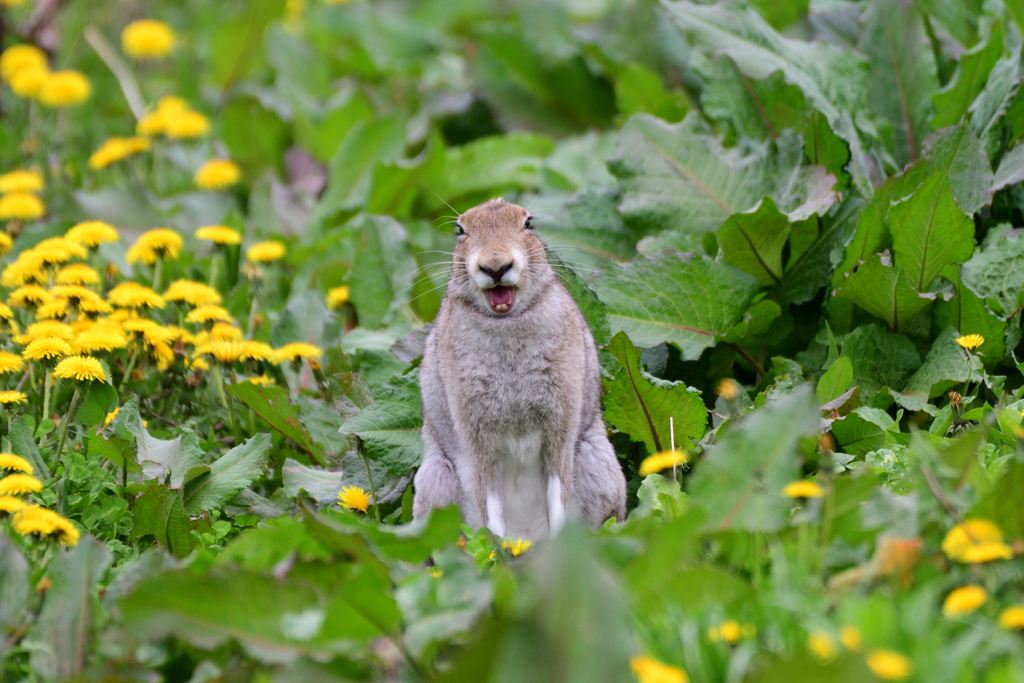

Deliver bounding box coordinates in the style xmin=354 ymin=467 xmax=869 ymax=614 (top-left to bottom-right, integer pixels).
xmin=479 ymin=263 xmax=513 ymax=284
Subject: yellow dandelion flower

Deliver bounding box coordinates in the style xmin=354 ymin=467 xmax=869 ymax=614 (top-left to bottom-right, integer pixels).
xmin=194 ymin=159 xmax=241 ymax=190
xmin=22 ymin=337 xmax=71 ymax=361
xmin=338 ymin=485 xmax=370 ymax=512
xmin=8 ymin=285 xmax=52 ymax=308
xmin=942 ymin=519 xmax=1013 ymax=564
xmin=807 ymin=631 xmax=837 ymax=662
xmin=717 ymin=377 xmax=740 ymax=400
xmin=942 ymin=585 xmax=987 ymax=617
xmin=0 ymin=454 xmax=32 ymax=474
xmin=247 ymin=240 xmax=286 ymax=263
xmin=190 ymin=357 xmax=210 ymax=371
xmin=0 ymin=351 xmax=24 ymax=374
xmin=0 ymin=233 xmax=12 ymax=256
xmin=2 ymin=258 xmax=46 ymax=288
xmin=327 ymin=285 xmax=349 ymax=309
xmin=185 ymin=304 xmax=233 ymax=324
xmin=164 ymin=279 xmax=222 ymax=307
xmin=21 ymin=321 xmax=75 ymax=343
xmin=195 ymin=340 xmax=242 ymax=364
xmin=239 ymin=340 xmax=274 ymax=362
xmin=53 ymin=355 xmax=107 ymax=382
xmin=708 ymin=620 xmax=745 ymax=645
xmin=639 ymin=450 xmax=688 ymax=476
xmin=502 ymin=538 xmax=532 ymax=556
xmin=150 ymin=341 xmax=175 ymax=370
xmin=0 ymin=473 xmax=42 ymax=495
xmin=630 ymin=656 xmax=688 ymax=683
xmin=275 ymin=342 xmax=323 ymax=363
xmin=865 ymin=650 xmax=912 ymax=681
xmin=104 ymin=407 xmax=119 ymax=428
xmin=0 ymin=303 xmax=11 ymax=319
xmin=0 ymin=391 xmax=26 ymax=405
xmin=955 ymin=334 xmax=984 ymax=351
xmin=0 ymin=44 xmax=46 ymax=83
xmin=52 ymin=283 xmax=105 ymax=305
xmin=108 ymin=282 xmax=165 ymax=309
xmin=210 ymin=323 xmax=242 ymax=340
xmin=839 ymin=625 xmax=862 ymax=652
xmin=10 ymin=64 xmax=49 ymax=99
xmin=72 ymin=325 xmax=128 ymax=354
xmin=165 ymin=109 xmax=209 ymax=139
xmin=55 ymin=263 xmax=101 ymax=285
xmin=135 ymin=96 xmax=187 ymax=135
xmin=40 ymin=70 xmax=91 ymax=107
xmin=12 ymin=505 xmax=79 ymax=546
xmin=88 ymin=136 xmax=150 ymax=169
xmin=249 ymin=375 xmax=274 ymax=386
xmin=998 ymin=606 xmax=1024 ymax=630
xmin=126 ymin=228 xmax=182 ymax=264
xmin=0 ymin=168 xmax=44 ymax=194
xmin=783 ymin=480 xmax=824 ymax=499
xmin=0 ymin=192 xmax=44 ymax=220
xmin=0 ymin=496 xmax=26 ymax=514
xmin=122 ymin=19 xmax=176 ymax=60
xmin=195 ymin=225 xmax=242 ymax=245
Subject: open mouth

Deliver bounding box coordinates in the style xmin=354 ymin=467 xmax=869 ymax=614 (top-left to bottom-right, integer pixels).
xmin=486 ymin=285 xmax=516 ymax=313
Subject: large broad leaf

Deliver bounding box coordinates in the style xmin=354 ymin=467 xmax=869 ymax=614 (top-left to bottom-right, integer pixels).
xmin=207 ymin=0 xmax=287 ymax=88
xmin=550 ymin=251 xmax=612 ymax=347
xmin=661 ymin=0 xmax=865 ymax=121
xmin=226 ymin=382 xmax=325 ymax=464
xmin=933 ymin=266 xmax=1007 ymax=369
xmin=589 ymin=252 xmax=762 ymax=360
xmin=130 ymin=483 xmax=211 ymax=559
xmin=538 ymin=189 xmax=636 ymax=271
xmin=183 ymin=433 xmax=273 ymax=515
xmin=117 ymin=399 xmax=206 ymax=489
xmin=841 ymin=324 xmax=921 ymax=399
xmin=89 ymin=433 xmax=141 ymax=473
xmin=602 ymin=332 xmax=706 ymax=455
xmin=804 ymin=110 xmax=852 ymax=192
xmin=716 ymin=196 xmax=794 ymax=287
xmin=9 ymin=414 xmax=47 ymax=479
xmin=857 ymin=0 xmax=939 ymax=166
xmin=974 ymin=460 xmax=1024 ymax=540
xmin=961 ymin=229 xmax=1024 ymax=318
xmin=73 ymin=381 xmax=118 ymax=427
xmin=969 ymin=46 xmax=1024 ymax=163
xmin=342 ymin=214 xmax=418 ymax=330
xmin=270 ymin=290 xmax=343 ymax=353
xmin=833 ymin=252 xmax=934 ymax=332
xmin=339 ymin=370 xmax=423 ymax=478
xmin=831 ymin=407 xmax=896 ymax=456
xmin=700 ymin=58 xmax=808 ymax=142
xmin=608 ymin=114 xmax=832 ymax=237
xmin=0 ymin=535 xmax=29 ymax=658
xmin=931 ymin=23 xmax=1004 ymax=129
xmin=889 ymin=172 xmax=976 ymax=291
xmin=688 ymin=386 xmax=819 ymax=532
xmin=817 ymin=356 xmax=853 ymax=405
xmin=440 ymin=132 xmax=554 ymax=201
xmin=776 ymin=197 xmax=862 ymax=306
xmin=25 ymin=537 xmax=111 ymax=680
xmin=282 ymin=458 xmax=346 ymax=506
xmin=904 ymin=326 xmax=979 ymax=396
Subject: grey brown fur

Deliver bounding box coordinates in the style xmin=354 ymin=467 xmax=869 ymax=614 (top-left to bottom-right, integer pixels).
xmin=412 ymin=198 xmax=626 ymax=540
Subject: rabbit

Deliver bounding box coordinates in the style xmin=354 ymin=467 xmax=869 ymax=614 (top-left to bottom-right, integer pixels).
xmin=412 ymin=198 xmax=626 ymax=540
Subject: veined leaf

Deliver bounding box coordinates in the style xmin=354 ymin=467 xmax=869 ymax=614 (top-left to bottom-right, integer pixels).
xmin=716 ymin=196 xmax=793 ymax=287
xmin=969 ymin=46 xmax=1024 ymax=162
xmin=841 ymin=324 xmax=921 ymax=399
xmin=590 ymin=251 xmax=762 ymax=360
xmin=688 ymin=386 xmax=819 ymax=532
xmin=889 ymin=172 xmax=975 ymax=291
xmin=183 ymin=433 xmax=273 ymax=515
xmin=227 ymin=382 xmax=325 ymax=464
xmin=131 ymin=483 xmax=211 ymax=559
xmin=342 ymin=214 xmax=418 ymax=330
xmin=931 ymin=23 xmax=1003 ymax=129
xmin=961 ymin=229 xmax=1024 ymax=318
xmin=539 ymin=188 xmax=636 ymax=271
xmin=833 ymin=253 xmax=934 ymax=332
xmin=0 ymin=536 xmax=29 ymax=658
xmin=904 ymin=326 xmax=979 ymax=396
xmin=602 ymin=331 xmax=706 ymax=455
xmin=776 ymin=196 xmax=862 ymax=307
xmin=118 ymin=399 xmax=207 ymax=490
xmin=701 ymin=58 xmax=807 ymax=141
xmin=339 ymin=369 xmax=423 ymax=478
xmin=817 ymin=356 xmax=853 ymax=405
xmin=804 ymin=110 xmax=852 ymax=191
xmin=933 ymin=266 xmax=1006 ymax=368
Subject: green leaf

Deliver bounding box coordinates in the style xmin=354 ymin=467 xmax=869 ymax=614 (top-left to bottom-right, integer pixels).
xmin=931 ymin=23 xmax=1003 ymax=129
xmin=804 ymin=110 xmax=852 ymax=191
xmin=776 ymin=197 xmax=862 ymax=307
xmin=119 ymin=399 xmax=207 ymax=489
xmin=313 ymin=114 xmax=407 ymax=216
xmin=365 ymin=133 xmax=445 ymax=217
xmin=831 ymin=407 xmax=894 ymax=456
xmin=590 ymin=252 xmax=762 ymax=360
xmin=270 ymin=290 xmax=342 ymax=353
xmin=614 ymin=62 xmax=689 ymax=122
xmin=293 ymin=88 xmax=374 ymax=163
xmin=549 ymin=250 xmax=612 ymax=347
xmin=539 ymin=188 xmax=636 ymax=271
xmin=339 ymin=369 xmax=423 ymax=478
xmin=834 ymin=253 xmax=934 ymax=332
xmin=227 ymin=382 xmax=325 ymax=463
xmin=315 ymin=506 xmax=462 ymax=563
xmin=688 ymin=386 xmax=819 ymax=532
xmin=440 ymin=132 xmax=554 ymax=201
xmin=904 ymin=326 xmax=978 ymax=396
xmin=0 ymin=535 xmax=29 ymax=658
xmin=890 ymin=172 xmax=976 ymax=291
xmin=817 ymin=356 xmax=853 ymax=405
xmin=961 ymin=230 xmax=1024 ymax=318
xmin=991 ymin=142 xmax=1024 ymax=193
xmin=841 ymin=324 xmax=922 ymax=398
xmin=25 ymin=537 xmax=111 ymax=680
xmin=207 ymin=0 xmax=287 ymax=88
xmin=73 ymin=381 xmax=118 ymax=426
xmin=933 ymin=266 xmax=1007 ymax=369
xmin=282 ymin=457 xmax=345 ymax=506
xmin=701 ymin=59 xmax=807 ymax=141
xmin=858 ymin=0 xmax=939 ymax=165
xmin=220 ymin=95 xmax=290 ymax=177
xmin=602 ymin=332 xmax=706 ymax=455
xmin=10 ymin=414 xmax=47 ymax=479
xmin=295 ymin=395 xmax=349 ymax=460
xmin=750 ymin=654 xmax=875 ymax=682
xmin=88 ymin=433 xmax=141 ymax=473
xmin=716 ymin=196 xmax=793 ymax=287
xmin=342 ymin=214 xmax=418 ymax=330
xmin=183 ymin=433 xmax=273 ymax=515
xmin=974 ymin=460 xmax=1024 ymax=540
xmin=970 ymin=46 xmax=1024 ymax=163
xmin=130 ymin=483 xmax=209 ymax=559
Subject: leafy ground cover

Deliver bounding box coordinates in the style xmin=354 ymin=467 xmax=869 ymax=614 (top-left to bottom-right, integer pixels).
xmin=2 ymin=0 xmax=1024 ymax=681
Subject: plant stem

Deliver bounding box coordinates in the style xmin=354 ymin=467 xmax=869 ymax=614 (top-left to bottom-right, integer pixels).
xmin=119 ymin=346 xmax=139 ymax=391
xmin=359 ymin=446 xmax=380 ymax=524
xmin=54 ymin=386 xmax=81 ymax=512
xmin=39 ymin=369 xmax=51 ymax=443
xmin=152 ymin=257 xmax=163 ymax=293
xmin=209 ymin=253 xmax=219 ymax=290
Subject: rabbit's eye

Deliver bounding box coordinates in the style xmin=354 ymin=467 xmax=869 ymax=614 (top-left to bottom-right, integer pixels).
xmin=524 ymin=216 xmax=533 ymax=230
xmin=455 ymin=224 xmax=465 ymax=236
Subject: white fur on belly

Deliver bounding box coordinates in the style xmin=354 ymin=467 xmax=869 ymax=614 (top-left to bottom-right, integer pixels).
xmin=501 ymin=431 xmax=549 ymax=540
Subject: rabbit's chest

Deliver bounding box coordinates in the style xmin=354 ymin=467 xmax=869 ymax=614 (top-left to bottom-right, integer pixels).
xmin=460 ymin=339 xmax=563 ymax=414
